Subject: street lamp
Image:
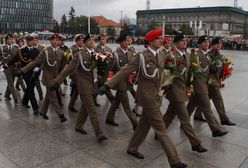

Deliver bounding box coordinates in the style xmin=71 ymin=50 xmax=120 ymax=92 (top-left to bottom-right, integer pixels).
xmin=88 ymin=0 xmax=91 ymax=33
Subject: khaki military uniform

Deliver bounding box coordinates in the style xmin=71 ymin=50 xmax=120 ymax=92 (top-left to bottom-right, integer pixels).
xmin=106 ymin=48 xmax=181 ymax=166
xmin=193 ymin=50 xmax=230 ymax=122
xmin=34 ymin=44 xmax=45 ymax=100
xmin=67 ymin=44 xmax=84 ymax=109
xmin=127 ymin=46 xmax=137 ymax=99
xmin=0 ymin=44 xmax=19 ymax=101
xmin=106 ymin=47 xmax=138 ymax=128
xmin=95 ymin=44 xmax=114 ymax=102
xmin=163 ymin=49 xmax=202 ymax=147
xmin=21 ymin=46 xmax=64 ymax=117
xmin=187 ymin=49 xmax=221 ymax=132
xmin=54 ymin=47 xmax=104 ymax=138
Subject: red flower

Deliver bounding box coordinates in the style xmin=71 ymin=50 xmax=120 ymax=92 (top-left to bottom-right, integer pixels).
xmin=170 ymin=47 xmax=176 ymax=52
xmin=165 ymin=57 xmax=172 ymax=64
xmin=176 ymin=59 xmax=181 ymax=66
xmin=191 ymin=48 xmax=196 ymax=53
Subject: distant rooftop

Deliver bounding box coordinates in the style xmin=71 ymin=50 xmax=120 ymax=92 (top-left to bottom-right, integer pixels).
xmin=92 ymin=16 xmax=121 ymax=27
xmin=137 ymin=6 xmax=248 ymax=15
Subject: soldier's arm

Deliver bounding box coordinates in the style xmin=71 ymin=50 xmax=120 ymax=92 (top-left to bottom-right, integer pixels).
xmin=54 ymin=53 xmax=79 ymax=84
xmin=21 ymin=49 xmax=45 ymax=73
xmin=106 ymin=53 xmax=140 ymax=88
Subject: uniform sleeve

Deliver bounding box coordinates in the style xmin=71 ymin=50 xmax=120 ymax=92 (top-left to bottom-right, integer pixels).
xmin=6 ymin=49 xmax=19 ymax=66
xmin=21 ymin=49 xmax=45 ymax=73
xmin=55 ymin=53 xmax=79 ymax=83
xmin=106 ymin=53 xmax=140 ymax=88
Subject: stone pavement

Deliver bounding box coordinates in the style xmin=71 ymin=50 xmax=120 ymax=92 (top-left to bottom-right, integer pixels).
xmin=0 ymin=48 xmax=247 ymax=168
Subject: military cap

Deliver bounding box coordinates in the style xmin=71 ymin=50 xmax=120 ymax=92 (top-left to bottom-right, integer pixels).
xmin=83 ymin=33 xmax=94 ymax=43
xmin=162 ymin=37 xmax=171 ymax=44
xmin=16 ymin=37 xmax=24 ymax=43
xmin=74 ymin=34 xmax=84 ymax=42
xmin=25 ymin=34 xmax=35 ymax=41
xmin=48 ymin=33 xmax=61 ymax=40
xmin=145 ymin=29 xmax=162 ymax=42
xmin=197 ymin=35 xmax=209 ymax=44
xmin=5 ymin=34 xmax=13 ymax=40
xmin=173 ymin=31 xmax=186 ymax=43
xmin=98 ymin=33 xmax=108 ymax=41
xmin=211 ymin=37 xmax=221 ymax=46
xmin=117 ymin=34 xmax=127 ymax=43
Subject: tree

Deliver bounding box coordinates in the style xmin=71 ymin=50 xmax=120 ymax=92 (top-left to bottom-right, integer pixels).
xmin=53 ymin=19 xmax=60 ymax=33
xmin=135 ymin=27 xmax=145 ymax=36
xmin=60 ymin=14 xmax=67 ymax=33
xmin=147 ymin=23 xmax=159 ymax=31
xmin=68 ymin=6 xmax=76 ymax=21
xmin=120 ymin=24 xmax=132 ymax=35
xmin=106 ymin=26 xmax=116 ymax=36
xmin=179 ymin=24 xmax=194 ymax=35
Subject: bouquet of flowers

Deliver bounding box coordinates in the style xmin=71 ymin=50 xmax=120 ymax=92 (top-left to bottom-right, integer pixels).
xmin=187 ymin=48 xmax=207 ymax=96
xmin=92 ymin=52 xmax=113 ymax=77
xmin=157 ymin=47 xmax=183 ymax=102
xmin=220 ymin=56 xmax=233 ymax=87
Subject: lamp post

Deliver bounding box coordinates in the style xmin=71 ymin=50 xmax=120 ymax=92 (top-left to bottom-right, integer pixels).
xmin=88 ymin=0 xmax=91 ymax=33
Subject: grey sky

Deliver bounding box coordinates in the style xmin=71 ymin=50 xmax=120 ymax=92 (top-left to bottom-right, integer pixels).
xmin=54 ymin=0 xmax=248 ymax=22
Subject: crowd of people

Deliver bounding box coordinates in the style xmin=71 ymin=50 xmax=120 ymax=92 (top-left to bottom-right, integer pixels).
xmin=0 ymin=29 xmax=237 ymax=168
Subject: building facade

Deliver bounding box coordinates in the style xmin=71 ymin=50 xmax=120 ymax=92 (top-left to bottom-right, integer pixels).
xmin=137 ymin=6 xmax=248 ymax=37
xmin=92 ymin=16 xmax=121 ymax=35
xmin=0 ymin=0 xmax=53 ymax=33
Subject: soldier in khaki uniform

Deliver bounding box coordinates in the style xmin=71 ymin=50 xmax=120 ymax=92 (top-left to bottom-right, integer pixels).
xmin=94 ymin=34 xmax=114 ymax=105
xmin=162 ymin=33 xmax=207 ymax=152
xmin=33 ymin=35 xmax=44 ymax=100
xmin=104 ymin=34 xmax=138 ymax=129
xmin=67 ymin=34 xmax=85 ymax=113
xmin=160 ymin=37 xmax=171 ymax=55
xmin=0 ymin=34 xmax=19 ymax=104
xmin=15 ymin=33 xmax=67 ymax=123
xmin=98 ymin=29 xmax=188 ymax=168
xmin=49 ymin=34 xmax=107 ymax=142
xmin=192 ymin=37 xmax=236 ymax=126
xmin=186 ymin=35 xmax=228 ymax=137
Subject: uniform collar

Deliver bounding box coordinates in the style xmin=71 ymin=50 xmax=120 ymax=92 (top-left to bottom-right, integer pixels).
xmin=176 ymin=48 xmax=186 ymax=57
xmin=51 ymin=46 xmax=59 ymax=52
xmin=148 ymin=47 xmax=159 ymax=57
xmin=120 ymin=47 xmax=128 ymax=54
xmin=86 ymin=47 xmax=94 ymax=54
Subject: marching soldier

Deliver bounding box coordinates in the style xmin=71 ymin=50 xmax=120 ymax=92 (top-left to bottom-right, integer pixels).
xmin=15 ymin=37 xmax=26 ymax=92
xmin=49 ymin=34 xmax=108 ymax=142
xmin=67 ymin=34 xmax=85 ymax=113
xmin=33 ymin=35 xmax=44 ymax=100
xmin=94 ymin=33 xmax=115 ymax=104
xmin=97 ymin=29 xmax=188 ymax=168
xmin=160 ymin=37 xmax=171 ymax=55
xmin=104 ymin=34 xmax=138 ymax=129
xmin=186 ymin=35 xmax=229 ymax=137
xmin=6 ymin=34 xmax=40 ymax=114
xmin=15 ymin=33 xmax=67 ymax=123
xmin=193 ymin=37 xmax=236 ymax=126
xmin=0 ymin=34 xmax=19 ymax=104
xmin=162 ymin=33 xmax=207 ymax=153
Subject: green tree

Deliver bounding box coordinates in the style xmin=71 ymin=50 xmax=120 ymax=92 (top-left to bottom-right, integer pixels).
xmin=106 ymin=26 xmax=116 ymax=36
xmin=60 ymin=14 xmax=67 ymax=33
xmin=147 ymin=23 xmax=159 ymax=31
xmin=120 ymin=24 xmax=131 ymax=35
xmin=53 ymin=19 xmax=60 ymax=33
xmin=179 ymin=24 xmax=194 ymax=35
xmin=68 ymin=6 xmax=76 ymax=21
xmin=135 ymin=27 xmax=145 ymax=36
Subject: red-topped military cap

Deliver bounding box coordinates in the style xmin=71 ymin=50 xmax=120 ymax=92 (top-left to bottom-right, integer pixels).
xmin=145 ymin=29 xmax=162 ymax=42
xmin=162 ymin=37 xmax=171 ymax=44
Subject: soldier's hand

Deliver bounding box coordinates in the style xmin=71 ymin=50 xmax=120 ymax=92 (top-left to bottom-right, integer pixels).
xmin=209 ymin=65 xmax=218 ymax=74
xmin=49 ymin=81 xmax=59 ymax=91
xmin=3 ymin=64 xmax=8 ymax=70
xmin=96 ymin=84 xmax=110 ymax=96
xmin=14 ymin=69 xmax=24 ymax=76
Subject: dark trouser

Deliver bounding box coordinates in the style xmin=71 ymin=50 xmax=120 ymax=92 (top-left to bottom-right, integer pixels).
xmin=187 ymin=93 xmax=220 ymax=132
xmin=163 ymin=101 xmax=201 ymax=147
xmin=128 ymin=106 xmax=180 ymax=166
xmin=56 ymin=87 xmax=62 ymax=106
xmin=96 ymin=77 xmax=114 ymax=102
xmin=106 ymin=91 xmax=138 ymax=127
xmin=35 ymin=79 xmax=43 ymax=99
xmin=22 ymin=75 xmax=38 ymax=111
xmin=69 ymin=83 xmax=78 ymax=109
xmin=4 ymin=70 xmax=17 ymax=100
xmin=128 ymin=83 xmax=136 ymax=99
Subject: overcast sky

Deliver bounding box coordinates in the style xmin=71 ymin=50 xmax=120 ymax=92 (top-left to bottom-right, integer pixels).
xmin=54 ymin=0 xmax=248 ymax=22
